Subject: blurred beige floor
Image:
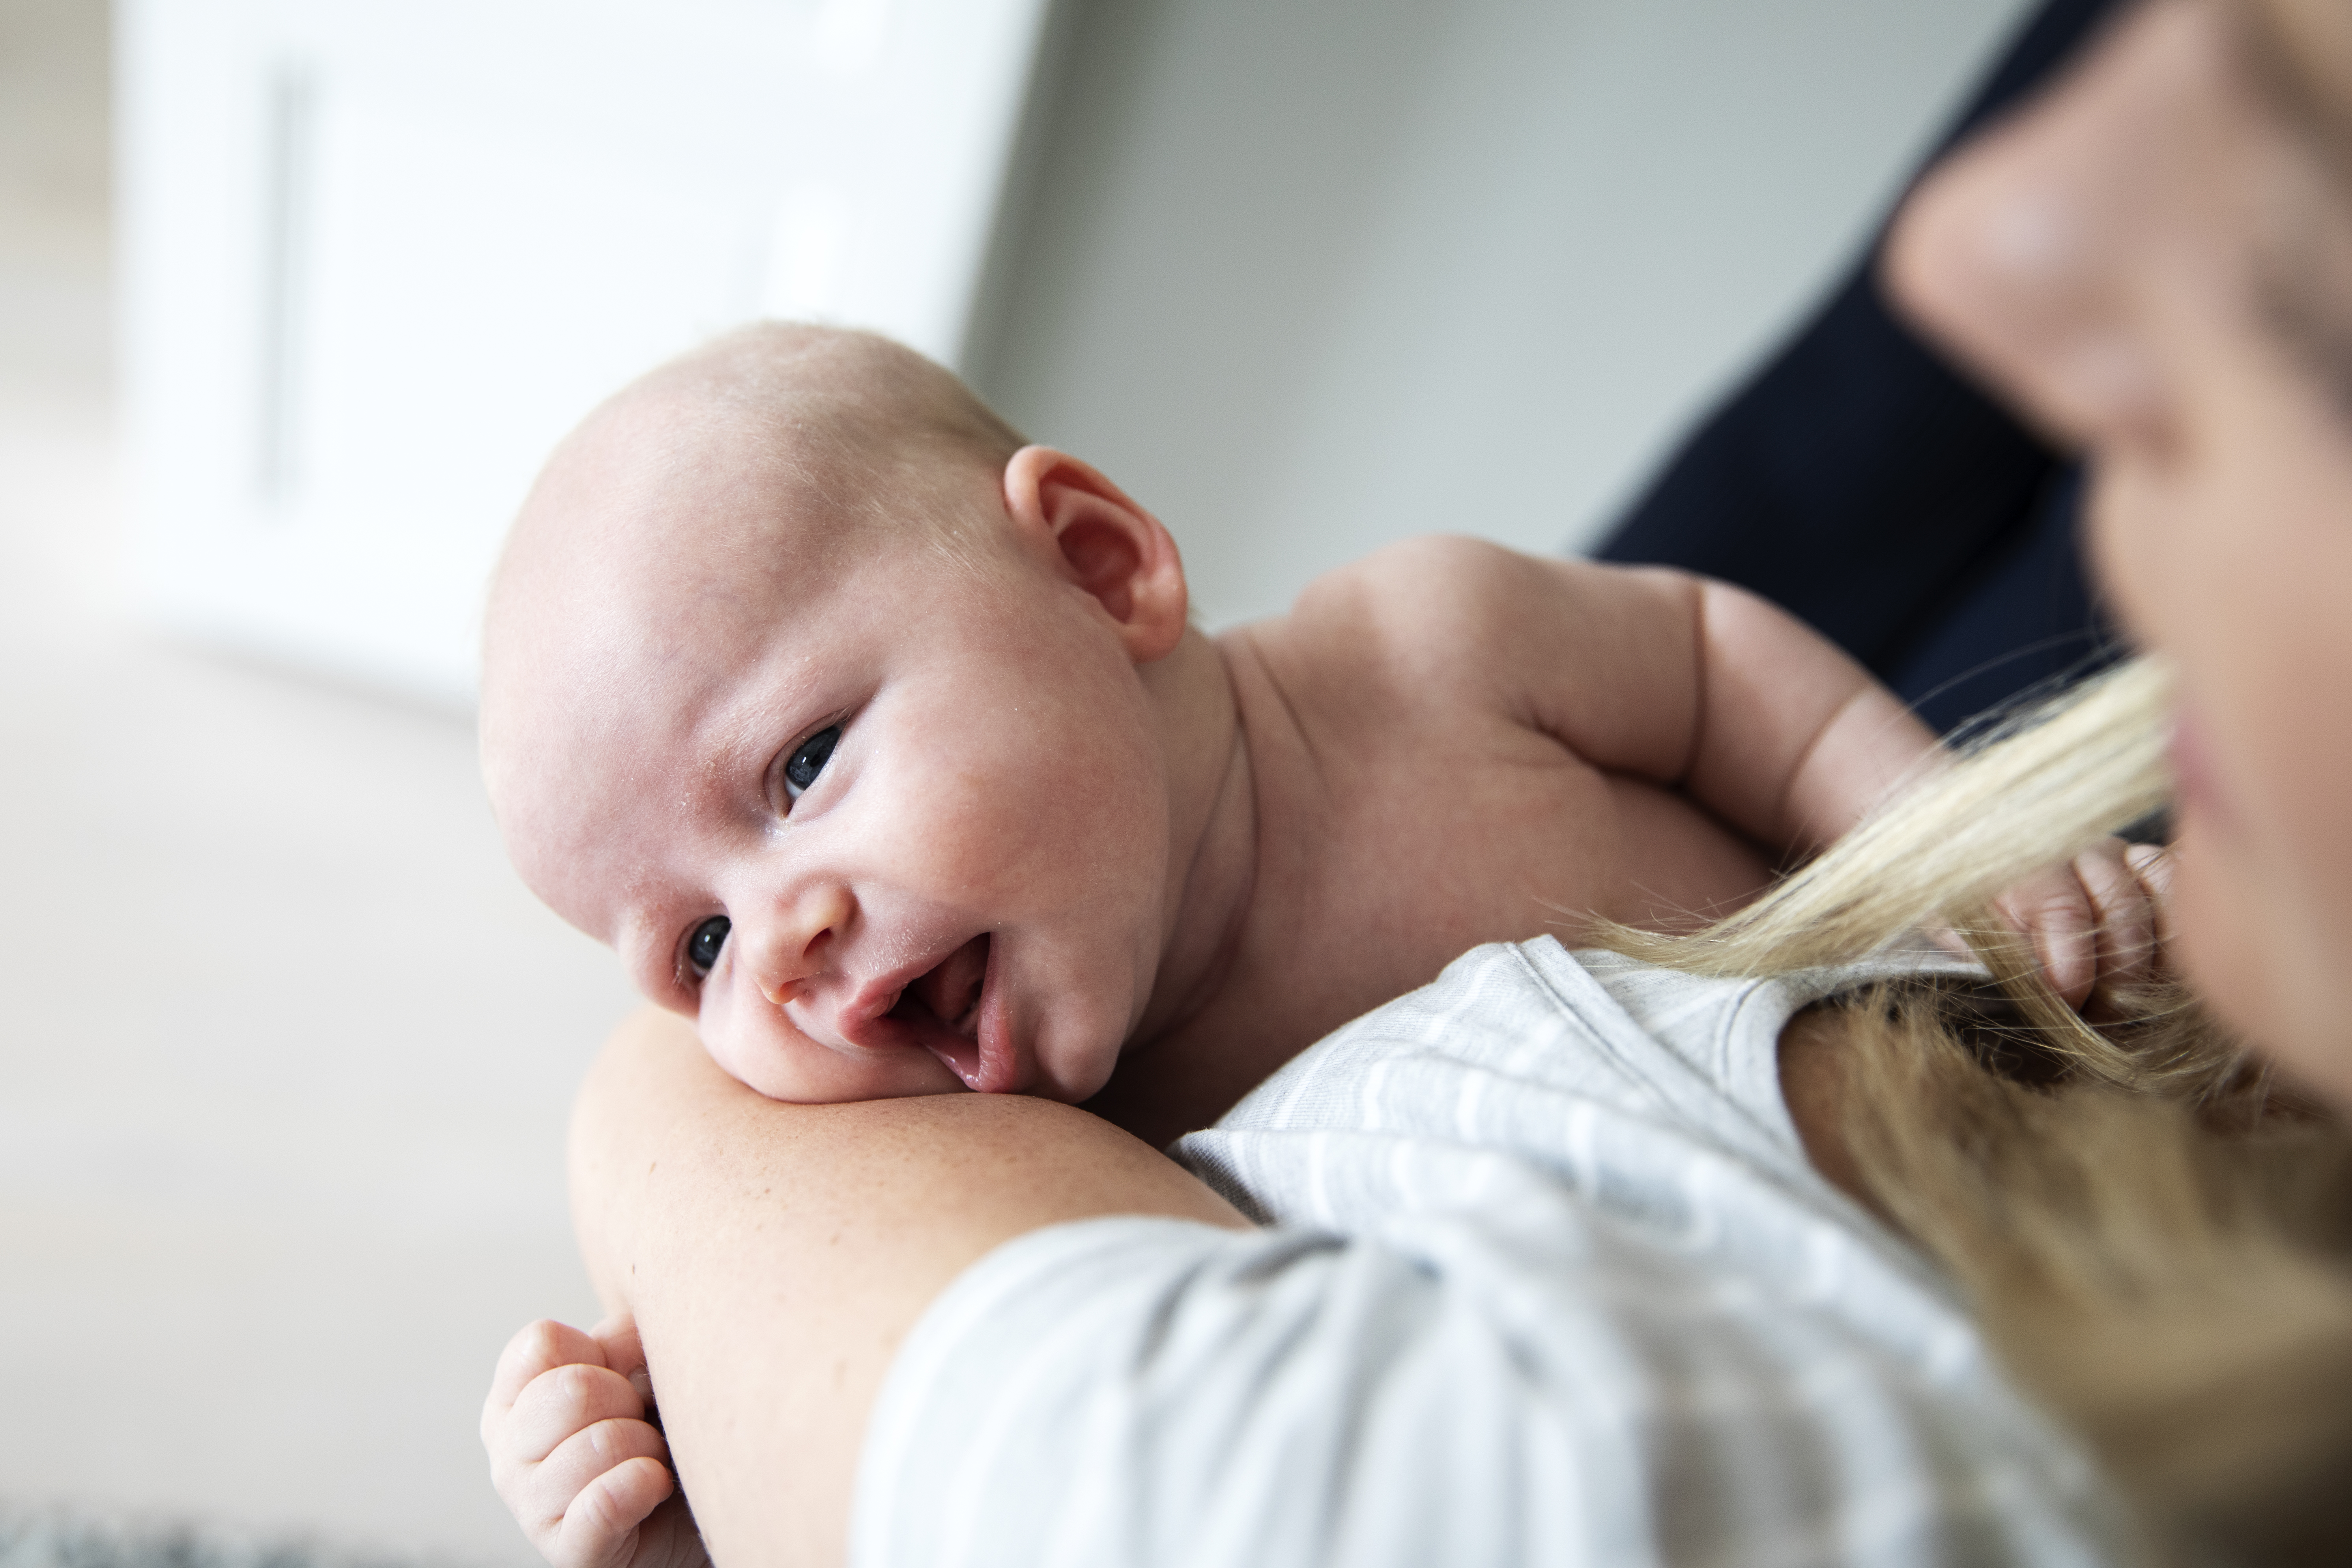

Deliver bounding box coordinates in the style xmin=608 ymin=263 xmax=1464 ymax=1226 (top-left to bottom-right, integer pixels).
xmin=0 ymin=2 xmax=634 ymax=1558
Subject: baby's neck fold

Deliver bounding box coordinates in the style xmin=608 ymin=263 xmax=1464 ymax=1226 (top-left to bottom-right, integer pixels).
xmin=1130 ymin=631 xmax=1259 ymax=1055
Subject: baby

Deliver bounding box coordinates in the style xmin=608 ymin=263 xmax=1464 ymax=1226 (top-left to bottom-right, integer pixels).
xmin=482 ymin=322 xmax=2150 ymax=1146
xmin=478 ymin=321 xmax=2157 ymax=1566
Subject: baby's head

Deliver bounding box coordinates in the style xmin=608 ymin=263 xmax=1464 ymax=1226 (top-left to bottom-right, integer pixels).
xmin=482 ymin=323 xmax=1194 ymax=1103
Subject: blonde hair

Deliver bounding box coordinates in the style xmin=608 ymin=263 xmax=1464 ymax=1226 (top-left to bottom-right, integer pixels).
xmin=1605 ymin=656 xmax=2352 ymax=1560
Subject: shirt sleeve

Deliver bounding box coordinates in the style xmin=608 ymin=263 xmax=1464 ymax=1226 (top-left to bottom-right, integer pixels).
xmin=848 ymin=1211 xmax=2127 ymax=1568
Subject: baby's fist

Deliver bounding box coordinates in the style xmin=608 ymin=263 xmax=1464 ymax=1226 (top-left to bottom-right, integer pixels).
xmin=1985 ymin=838 xmax=2171 ymax=1011
xmin=482 ymin=1316 xmax=707 ymax=1568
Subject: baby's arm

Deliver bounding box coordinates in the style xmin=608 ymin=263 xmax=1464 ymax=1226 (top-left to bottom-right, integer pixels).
xmin=1676 ymin=579 xmax=2166 ymax=1002
xmin=1463 ymin=552 xmax=1925 ymax=853
xmin=1474 ymin=549 xmax=2157 ymax=1004
xmin=1674 ymin=574 xmax=1934 ymax=857
xmin=481 ymin=1316 xmax=709 ymax=1568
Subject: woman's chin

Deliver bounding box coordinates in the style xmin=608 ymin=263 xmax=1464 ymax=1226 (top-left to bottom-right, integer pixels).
xmin=2169 ymin=833 xmax=2352 ymax=1108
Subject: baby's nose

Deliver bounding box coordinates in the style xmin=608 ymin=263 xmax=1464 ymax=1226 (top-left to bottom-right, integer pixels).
xmin=737 ymin=880 xmax=854 ymax=1007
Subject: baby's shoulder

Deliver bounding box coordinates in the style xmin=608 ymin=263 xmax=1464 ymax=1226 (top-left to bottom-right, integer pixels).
xmin=1259 ymin=537 xmax=1497 ymax=707
xmin=1275 ymin=537 xmax=1681 ymax=697
xmin=1312 ymin=533 xmax=1515 ymax=606
xmin=1295 ymin=536 xmax=1521 ymax=651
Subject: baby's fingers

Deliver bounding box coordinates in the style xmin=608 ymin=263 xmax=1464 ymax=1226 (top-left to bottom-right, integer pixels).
xmin=2075 ymin=840 xmax=2160 ymax=993
xmin=590 ymin=1314 xmax=656 ymax=1411
xmin=1991 ymin=862 xmax=2099 ymax=1008
xmin=488 ymin=1319 xmax=610 ymax=1420
xmin=2127 ymin=841 xmax=2175 ymax=916
xmin=521 ymin=1420 xmax=675 ymax=1568
xmin=560 ymin=1455 xmax=678 ymax=1568
xmin=562 ymin=1448 xmax=677 ymax=1561
xmin=503 ymin=1362 xmax=651 ymax=1468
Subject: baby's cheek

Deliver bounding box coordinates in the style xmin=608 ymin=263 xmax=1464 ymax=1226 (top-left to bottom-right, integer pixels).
xmin=690 ymin=987 xmax=769 ymax=1092
xmin=693 ymin=979 xmax=807 ymax=1097
xmin=1016 ymin=742 xmax=1169 ymax=882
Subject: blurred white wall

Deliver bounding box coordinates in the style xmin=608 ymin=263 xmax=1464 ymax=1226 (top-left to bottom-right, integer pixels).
xmin=3 ymin=2 xmax=628 ymax=1559
xmin=118 ymin=0 xmax=1060 ymax=705
xmin=980 ymin=0 xmax=2038 ymax=628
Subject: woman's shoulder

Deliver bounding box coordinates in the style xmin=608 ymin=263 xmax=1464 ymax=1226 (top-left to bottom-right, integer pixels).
xmin=854 ymin=937 xmax=2128 ymax=1568
xmin=1176 ymin=937 xmax=1972 ymax=1312
xmin=1196 ymin=935 xmax=1976 ymax=1186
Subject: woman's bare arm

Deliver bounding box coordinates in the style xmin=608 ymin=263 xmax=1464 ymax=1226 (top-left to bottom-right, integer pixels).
xmin=566 ymin=1007 xmax=1247 ymax=1568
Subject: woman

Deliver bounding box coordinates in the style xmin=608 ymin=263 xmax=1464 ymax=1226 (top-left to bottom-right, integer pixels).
xmin=1891 ymin=0 xmax=2352 ymax=1099
xmin=486 ymin=2 xmax=2352 ymax=1562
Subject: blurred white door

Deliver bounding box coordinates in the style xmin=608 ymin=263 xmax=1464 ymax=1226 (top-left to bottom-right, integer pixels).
xmin=118 ymin=0 xmax=1059 ymax=705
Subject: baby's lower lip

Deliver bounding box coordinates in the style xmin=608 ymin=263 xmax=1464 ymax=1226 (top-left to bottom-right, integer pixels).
xmin=969 ymin=976 xmax=1025 ymax=1095
xmin=887 ymin=934 xmax=993 ymax=1088
xmin=908 ymin=933 xmax=989 ymax=1037
xmin=917 ymin=937 xmax=1025 ymax=1095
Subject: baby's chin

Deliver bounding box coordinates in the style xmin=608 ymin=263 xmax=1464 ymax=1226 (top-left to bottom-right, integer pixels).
xmin=697 ymin=1024 xmax=973 ymax=1105
xmin=1026 ymin=1035 xmax=1130 ymax=1105
xmin=689 ymin=958 xmax=1130 ymax=1105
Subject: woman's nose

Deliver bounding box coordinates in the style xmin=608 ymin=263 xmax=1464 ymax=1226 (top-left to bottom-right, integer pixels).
xmin=1885 ymin=0 xmax=2207 ymax=445
xmin=733 ymin=880 xmax=854 ymax=1006
xmin=1888 ymin=132 xmax=2140 ymax=444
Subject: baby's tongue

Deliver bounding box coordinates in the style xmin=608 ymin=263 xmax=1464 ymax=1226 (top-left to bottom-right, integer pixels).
xmin=910 ymin=934 xmax=988 ymax=1037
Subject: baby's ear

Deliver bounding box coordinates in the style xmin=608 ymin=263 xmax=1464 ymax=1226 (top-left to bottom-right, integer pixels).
xmin=1001 ymin=445 xmax=1189 ymax=661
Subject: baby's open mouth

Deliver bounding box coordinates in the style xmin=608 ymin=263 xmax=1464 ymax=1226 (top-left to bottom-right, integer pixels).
xmin=854 ymin=932 xmax=1015 ymax=1092
xmin=891 ymin=933 xmax=989 ymax=1044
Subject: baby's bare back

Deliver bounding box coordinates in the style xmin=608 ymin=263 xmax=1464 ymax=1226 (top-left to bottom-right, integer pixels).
xmin=1239 ymin=539 xmax=1778 ymax=1002
xmin=1090 ymin=538 xmax=1825 ymax=1143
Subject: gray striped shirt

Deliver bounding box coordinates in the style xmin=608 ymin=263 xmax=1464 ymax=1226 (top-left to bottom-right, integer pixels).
xmin=853 ymin=937 xmax=2133 ymax=1567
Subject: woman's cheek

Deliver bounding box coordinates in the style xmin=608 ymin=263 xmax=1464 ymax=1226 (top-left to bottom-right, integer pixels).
xmin=2171 ymin=807 xmax=2352 ymax=1107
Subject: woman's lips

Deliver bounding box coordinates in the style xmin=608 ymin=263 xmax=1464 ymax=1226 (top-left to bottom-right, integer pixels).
xmin=2169 ymin=706 xmax=2232 ymax=832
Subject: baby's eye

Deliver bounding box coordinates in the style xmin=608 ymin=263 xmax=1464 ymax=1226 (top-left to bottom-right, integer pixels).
xmin=687 ymin=915 xmax=730 ymax=978
xmin=782 ymin=724 xmax=841 ymax=802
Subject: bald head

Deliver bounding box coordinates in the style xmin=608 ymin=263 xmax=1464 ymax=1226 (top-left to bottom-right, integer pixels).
xmin=600 ymin=320 xmax=1027 ymax=503
xmin=480 ymin=323 xmax=1028 ymax=865
xmin=491 ymin=322 xmax=1026 ymax=639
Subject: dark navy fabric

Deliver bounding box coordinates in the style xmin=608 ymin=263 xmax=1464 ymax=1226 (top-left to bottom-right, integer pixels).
xmin=1880 ymin=466 xmax=2117 ymax=736
xmin=1593 ymin=0 xmax=2130 ymax=734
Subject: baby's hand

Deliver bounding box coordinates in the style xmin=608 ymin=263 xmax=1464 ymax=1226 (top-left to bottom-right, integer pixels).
xmin=481 ymin=1316 xmax=709 ymax=1568
xmin=1977 ymin=839 xmax=2173 ymax=1011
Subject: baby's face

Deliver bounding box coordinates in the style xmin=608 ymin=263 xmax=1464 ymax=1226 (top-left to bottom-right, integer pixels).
xmin=490 ymin=448 xmax=1180 ymax=1105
